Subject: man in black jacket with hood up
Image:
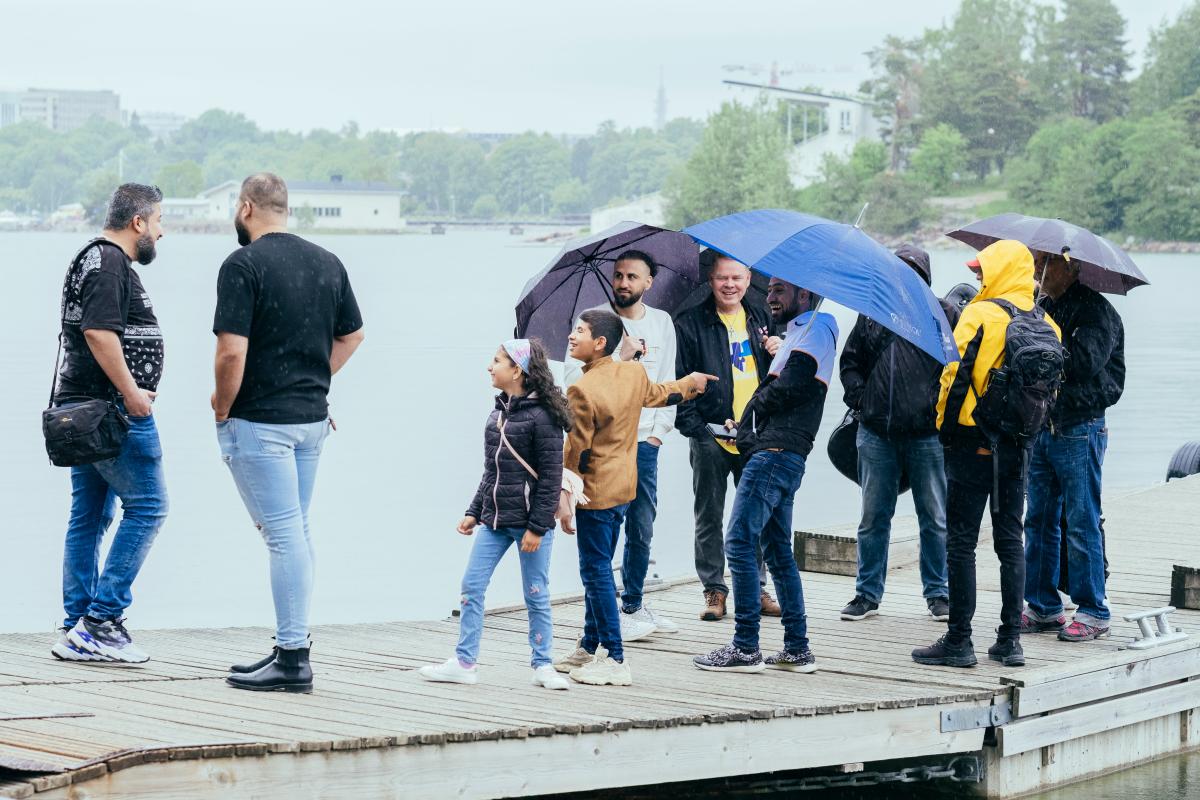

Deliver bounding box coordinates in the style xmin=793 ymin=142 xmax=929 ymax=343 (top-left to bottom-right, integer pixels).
xmin=838 ymin=244 xmax=959 ymax=623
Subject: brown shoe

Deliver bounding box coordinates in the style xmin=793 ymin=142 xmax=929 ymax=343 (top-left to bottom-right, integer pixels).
xmin=701 ymin=589 xmax=727 ymax=621
xmin=760 ymin=589 xmax=782 ymax=617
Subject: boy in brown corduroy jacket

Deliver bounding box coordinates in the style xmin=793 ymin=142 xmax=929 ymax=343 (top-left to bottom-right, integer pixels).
xmin=556 ymin=309 xmax=715 ymax=687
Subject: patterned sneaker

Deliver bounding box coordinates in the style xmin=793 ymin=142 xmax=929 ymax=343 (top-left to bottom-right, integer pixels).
xmin=693 ymin=643 xmax=766 ymax=673
xmin=764 ymin=648 xmax=818 ymax=673
xmin=51 ymin=626 xmax=111 ymax=663
xmin=840 ymin=596 xmax=879 ymax=621
xmin=927 ymin=597 xmax=950 ymax=622
xmin=619 ymin=607 xmax=658 ymax=642
xmin=67 ymin=618 xmax=150 ymax=664
xmin=1058 ymin=620 xmax=1110 ymax=642
xmin=1020 ymin=611 xmax=1067 ymax=633
xmin=417 ymin=658 xmax=478 ymax=685
xmin=643 ymin=602 xmax=679 ymax=634
xmin=554 ymin=639 xmax=602 ymax=674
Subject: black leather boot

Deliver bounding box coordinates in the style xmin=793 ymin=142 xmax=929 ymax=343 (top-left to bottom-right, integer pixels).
xmin=226 ymin=646 xmax=313 ymax=693
xmin=230 ymin=646 xmax=277 ymax=674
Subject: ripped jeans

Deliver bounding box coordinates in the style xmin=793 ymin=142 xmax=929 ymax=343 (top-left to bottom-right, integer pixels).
xmin=457 ymin=526 xmax=554 ymax=668
xmin=217 ymin=417 xmax=329 ymax=650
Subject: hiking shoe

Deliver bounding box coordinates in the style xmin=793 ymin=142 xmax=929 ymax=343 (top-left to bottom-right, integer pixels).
xmin=532 ymin=664 xmax=570 ymax=690
xmin=569 ymin=656 xmax=632 ymax=686
xmin=764 ymin=648 xmax=818 ymax=673
xmin=643 ymin=602 xmax=679 ymax=634
xmin=1021 ymin=611 xmax=1067 ymax=634
xmin=67 ymin=618 xmax=150 ymax=664
xmin=911 ymin=635 xmax=977 ymax=668
xmin=620 ymin=607 xmax=658 ymax=641
xmin=760 ymin=590 xmax=782 ymax=617
xmin=987 ymin=638 xmax=1025 ymax=667
xmin=51 ymin=626 xmax=112 ymax=663
xmin=554 ymin=639 xmax=601 ymax=674
xmin=701 ymin=590 xmax=727 ymax=621
xmin=840 ymin=596 xmax=879 ymax=621
xmin=1058 ymin=620 xmax=1111 ymax=642
xmin=418 ymin=657 xmax=479 ymax=685
xmin=927 ymin=597 xmax=950 ymax=622
xmin=693 ymin=643 xmax=766 ymax=673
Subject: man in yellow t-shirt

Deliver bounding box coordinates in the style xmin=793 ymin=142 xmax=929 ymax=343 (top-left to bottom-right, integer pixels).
xmin=673 ymin=255 xmax=778 ymax=622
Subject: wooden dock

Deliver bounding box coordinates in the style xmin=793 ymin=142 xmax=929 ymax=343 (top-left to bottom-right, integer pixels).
xmin=0 ymin=476 xmax=1197 ymax=799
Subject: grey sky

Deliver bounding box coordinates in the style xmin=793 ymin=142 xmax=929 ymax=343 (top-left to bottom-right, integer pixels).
xmin=3 ymin=0 xmax=1189 ymax=135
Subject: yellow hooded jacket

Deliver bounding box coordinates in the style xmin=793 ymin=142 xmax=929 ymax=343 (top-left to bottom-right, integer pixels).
xmin=936 ymin=239 xmax=1062 ymax=438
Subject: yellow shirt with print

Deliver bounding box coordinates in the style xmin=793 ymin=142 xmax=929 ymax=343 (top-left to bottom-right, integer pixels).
xmin=716 ymin=308 xmax=759 ymax=455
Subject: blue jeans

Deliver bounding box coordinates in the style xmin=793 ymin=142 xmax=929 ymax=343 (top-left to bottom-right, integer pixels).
xmin=726 ymin=450 xmax=808 ymax=653
xmin=217 ymin=417 xmax=330 ymax=650
xmin=63 ymin=412 xmax=168 ymax=627
xmin=620 ymin=441 xmax=659 ymax=612
xmin=854 ymin=426 xmax=948 ymax=604
xmin=456 ymin=526 xmax=555 ymax=668
xmin=1024 ymin=419 xmax=1110 ymax=624
xmin=577 ymin=504 xmax=630 ymax=662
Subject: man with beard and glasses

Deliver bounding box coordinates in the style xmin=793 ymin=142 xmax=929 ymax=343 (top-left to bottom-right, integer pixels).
xmin=563 ymin=250 xmax=680 ymax=641
xmin=213 ymin=173 xmax=364 ymax=694
xmin=51 ymin=183 xmax=168 ymax=665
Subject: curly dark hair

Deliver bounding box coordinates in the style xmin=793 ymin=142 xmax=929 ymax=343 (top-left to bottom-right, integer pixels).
xmin=518 ymin=339 xmax=574 ymax=432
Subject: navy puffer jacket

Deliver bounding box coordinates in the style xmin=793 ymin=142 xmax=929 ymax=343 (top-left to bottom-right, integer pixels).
xmin=466 ymin=393 xmax=565 ymax=535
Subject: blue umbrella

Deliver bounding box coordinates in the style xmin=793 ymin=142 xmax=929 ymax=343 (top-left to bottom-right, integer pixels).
xmin=684 ymin=209 xmax=958 ymax=364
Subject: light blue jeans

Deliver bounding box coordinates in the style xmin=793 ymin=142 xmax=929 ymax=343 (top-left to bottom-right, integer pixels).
xmin=217 ymin=417 xmax=329 ymax=650
xmin=457 ymin=526 xmax=555 ymax=668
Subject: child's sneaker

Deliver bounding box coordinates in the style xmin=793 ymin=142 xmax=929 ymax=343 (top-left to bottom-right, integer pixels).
xmin=569 ymin=655 xmax=632 ymax=686
xmin=764 ymin=648 xmax=818 ymax=673
xmin=531 ymin=664 xmax=569 ymax=690
xmin=417 ymin=657 xmax=478 ymax=685
xmin=554 ymin=639 xmax=602 ymax=674
xmin=51 ymin=626 xmax=111 ymax=663
xmin=692 ymin=643 xmax=766 ymax=673
xmin=67 ymin=618 xmax=150 ymax=664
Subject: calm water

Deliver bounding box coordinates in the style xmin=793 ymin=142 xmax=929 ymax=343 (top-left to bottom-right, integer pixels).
xmin=1 ymin=231 xmax=1196 ymax=638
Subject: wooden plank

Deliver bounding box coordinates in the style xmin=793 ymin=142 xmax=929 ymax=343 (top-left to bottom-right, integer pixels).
xmin=1000 ymin=639 xmax=1200 ymax=688
xmin=1014 ymin=645 xmax=1200 ymax=716
xmin=998 ymin=678 xmax=1200 ymax=756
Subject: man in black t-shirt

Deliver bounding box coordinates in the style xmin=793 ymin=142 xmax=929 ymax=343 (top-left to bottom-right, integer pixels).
xmin=212 ymin=173 xmax=365 ymax=694
xmin=51 ymin=183 xmax=168 ymax=666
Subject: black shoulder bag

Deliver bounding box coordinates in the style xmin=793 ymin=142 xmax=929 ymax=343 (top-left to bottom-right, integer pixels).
xmin=41 ymin=242 xmax=132 ymax=467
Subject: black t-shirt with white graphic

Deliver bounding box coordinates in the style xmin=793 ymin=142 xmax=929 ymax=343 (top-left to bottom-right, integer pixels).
xmin=213 ymin=232 xmax=363 ymax=424
xmin=53 ymin=239 xmax=165 ymax=404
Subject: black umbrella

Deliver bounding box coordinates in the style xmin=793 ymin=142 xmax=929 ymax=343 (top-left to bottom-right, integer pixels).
xmin=515 ymin=221 xmax=701 ymax=360
xmin=946 ymin=213 xmax=1148 ymax=295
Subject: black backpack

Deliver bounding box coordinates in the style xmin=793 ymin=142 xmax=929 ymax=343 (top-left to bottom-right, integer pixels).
xmin=972 ymin=299 xmax=1064 ymax=444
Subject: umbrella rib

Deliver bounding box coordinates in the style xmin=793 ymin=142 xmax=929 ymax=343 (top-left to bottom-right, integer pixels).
xmin=520 ymin=265 xmax=589 ymax=326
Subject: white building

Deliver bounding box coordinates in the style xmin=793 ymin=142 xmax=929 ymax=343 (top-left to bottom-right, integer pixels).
xmin=132 ymin=111 xmax=188 ymax=141
xmin=590 ymin=192 xmax=665 ymax=232
xmin=724 ymin=80 xmax=883 ymax=188
xmin=194 ymin=177 xmax=407 ymax=231
xmin=19 ymin=89 xmax=121 ymax=132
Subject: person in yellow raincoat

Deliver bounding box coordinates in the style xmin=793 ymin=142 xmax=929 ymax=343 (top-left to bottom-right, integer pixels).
xmin=912 ymin=240 xmax=1060 ymax=670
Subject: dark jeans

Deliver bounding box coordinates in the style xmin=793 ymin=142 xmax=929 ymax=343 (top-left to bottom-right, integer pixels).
xmin=577 ymin=504 xmax=630 ymax=662
xmin=620 ymin=441 xmax=659 ymax=612
xmin=1024 ymin=419 xmax=1110 ymax=624
xmin=945 ymin=442 xmax=1026 ymax=644
xmin=726 ymin=450 xmax=809 ymax=653
xmin=689 ymin=435 xmax=764 ymax=594
xmin=63 ymin=412 xmax=168 ymax=627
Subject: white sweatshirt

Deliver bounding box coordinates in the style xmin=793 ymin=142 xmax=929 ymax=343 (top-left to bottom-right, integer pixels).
xmin=562 ymin=303 xmax=678 ymax=443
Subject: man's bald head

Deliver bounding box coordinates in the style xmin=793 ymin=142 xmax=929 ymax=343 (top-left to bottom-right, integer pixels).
xmin=240 ymin=173 xmax=289 ymax=215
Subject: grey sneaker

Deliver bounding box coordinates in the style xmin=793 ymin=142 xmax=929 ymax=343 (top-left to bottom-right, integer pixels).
xmin=840 ymin=596 xmax=879 ymax=621
xmin=764 ymin=648 xmax=818 ymax=673
xmin=927 ymin=597 xmax=950 ymax=622
xmin=554 ymin=639 xmax=603 ymax=674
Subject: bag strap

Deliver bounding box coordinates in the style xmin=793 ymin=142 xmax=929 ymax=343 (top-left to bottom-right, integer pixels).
xmin=497 ymin=416 xmax=539 ymax=480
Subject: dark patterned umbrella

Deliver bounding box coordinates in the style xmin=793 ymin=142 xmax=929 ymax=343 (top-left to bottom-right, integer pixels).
xmin=515 ymin=221 xmax=701 ymax=360
xmin=946 ymin=213 xmax=1149 ymax=295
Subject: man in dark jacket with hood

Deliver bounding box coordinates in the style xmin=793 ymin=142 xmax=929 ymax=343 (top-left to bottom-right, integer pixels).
xmin=838 ymin=245 xmax=959 ymax=623
xmin=1022 ymin=254 xmax=1125 ymax=642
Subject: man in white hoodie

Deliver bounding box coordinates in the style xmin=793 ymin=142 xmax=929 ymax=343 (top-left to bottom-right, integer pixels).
xmin=563 ymin=250 xmax=680 ymax=641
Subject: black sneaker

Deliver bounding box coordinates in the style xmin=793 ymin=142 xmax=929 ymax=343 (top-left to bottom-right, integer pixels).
xmin=927 ymin=597 xmax=950 ymax=622
xmin=840 ymin=595 xmax=879 ymax=621
xmin=693 ymin=643 xmax=766 ymax=673
xmin=911 ymin=634 xmax=977 ymax=668
xmin=764 ymin=648 xmax=818 ymax=673
xmin=987 ymin=637 xmax=1025 ymax=667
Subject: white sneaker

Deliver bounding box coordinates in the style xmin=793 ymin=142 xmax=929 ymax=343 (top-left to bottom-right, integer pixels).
xmin=569 ymin=655 xmax=632 ymax=686
xmin=554 ymin=639 xmax=605 ymax=674
xmin=620 ymin=608 xmax=658 ymax=642
xmin=417 ymin=657 xmax=478 ymax=685
xmin=51 ymin=626 xmax=111 ymax=663
xmin=643 ymin=602 xmax=679 ymax=634
xmin=66 ymin=618 xmax=149 ymax=664
xmin=532 ymin=664 xmax=570 ymax=690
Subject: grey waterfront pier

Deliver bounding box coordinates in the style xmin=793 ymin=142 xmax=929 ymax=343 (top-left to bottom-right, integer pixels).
xmin=0 ymin=477 xmax=1197 ymax=799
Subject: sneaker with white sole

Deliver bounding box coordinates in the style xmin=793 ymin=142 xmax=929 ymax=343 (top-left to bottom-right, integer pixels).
xmin=764 ymin=648 xmax=818 ymax=673
xmin=532 ymin=664 xmax=570 ymax=690
xmin=693 ymin=643 xmax=766 ymax=673
xmin=417 ymin=657 xmax=479 ymax=685
xmin=569 ymin=655 xmax=632 ymax=686
xmin=619 ymin=607 xmax=658 ymax=641
xmin=643 ymin=603 xmax=679 ymax=634
xmin=67 ymin=618 xmax=150 ymax=664
xmin=51 ymin=626 xmax=112 ymax=663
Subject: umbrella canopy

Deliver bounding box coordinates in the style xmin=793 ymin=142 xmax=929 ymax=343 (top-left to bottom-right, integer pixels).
xmin=515 ymin=221 xmax=701 ymax=360
xmin=946 ymin=212 xmax=1149 ymax=295
xmin=684 ymin=209 xmax=958 ymax=365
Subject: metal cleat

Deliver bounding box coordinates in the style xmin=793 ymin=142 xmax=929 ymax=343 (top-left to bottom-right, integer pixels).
xmin=1123 ymin=606 xmax=1189 ymax=650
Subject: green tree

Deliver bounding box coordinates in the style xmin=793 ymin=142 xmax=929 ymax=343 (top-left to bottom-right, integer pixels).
xmin=154 ymin=160 xmax=204 ymax=197
xmin=664 ymin=100 xmax=793 ymax=228
xmin=1050 ymin=118 xmax=1135 ymax=233
xmin=487 ymin=133 xmax=570 ymax=214
xmin=1113 ymin=113 xmax=1200 ymax=239
xmin=1005 ymin=117 xmax=1096 ymax=212
xmin=550 ymin=178 xmax=589 ymax=214
xmin=80 ymin=169 xmax=120 ymax=223
xmin=860 ymin=35 xmax=925 ymax=169
xmin=909 ymin=123 xmax=969 ymax=193
xmin=470 ymin=193 xmax=500 ymax=219
xmin=1132 ymin=1 xmax=1200 ymax=115
xmin=167 ymin=109 xmax=260 ymax=164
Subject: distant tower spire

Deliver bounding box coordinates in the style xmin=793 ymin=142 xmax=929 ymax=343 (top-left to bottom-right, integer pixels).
xmin=655 ymin=67 xmax=667 ymax=130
